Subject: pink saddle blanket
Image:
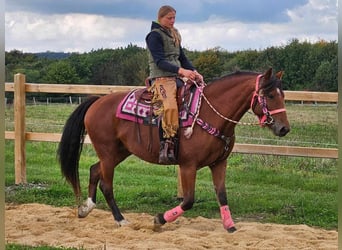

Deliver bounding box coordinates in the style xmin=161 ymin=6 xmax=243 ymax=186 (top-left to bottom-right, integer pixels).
xmin=116 ymin=85 xmax=201 ymax=127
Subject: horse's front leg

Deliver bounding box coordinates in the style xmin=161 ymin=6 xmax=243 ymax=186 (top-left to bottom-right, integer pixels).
xmin=154 ymin=165 xmax=196 ymax=226
xmin=78 ymin=162 xmax=100 ymax=218
xmin=210 ymin=160 xmax=236 ymax=233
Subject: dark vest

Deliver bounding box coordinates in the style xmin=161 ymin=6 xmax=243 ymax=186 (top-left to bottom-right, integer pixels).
xmin=147 ymin=28 xmax=181 ymax=78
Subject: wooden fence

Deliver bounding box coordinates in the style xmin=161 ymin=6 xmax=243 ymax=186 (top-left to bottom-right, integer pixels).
xmin=5 ymin=73 xmax=338 ymax=184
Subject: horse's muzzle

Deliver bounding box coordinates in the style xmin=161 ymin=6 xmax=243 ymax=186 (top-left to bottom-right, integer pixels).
xmin=274 ymin=124 xmax=290 ymax=137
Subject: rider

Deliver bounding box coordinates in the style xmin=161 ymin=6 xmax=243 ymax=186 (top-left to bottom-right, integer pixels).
xmin=145 ymin=5 xmax=203 ymax=164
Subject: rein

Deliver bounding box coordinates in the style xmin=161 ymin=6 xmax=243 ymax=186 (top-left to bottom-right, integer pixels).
xmin=184 ymin=74 xmax=286 ymax=164
xmin=193 ymin=74 xmax=286 ymax=127
xmin=185 ymin=74 xmax=287 ymax=154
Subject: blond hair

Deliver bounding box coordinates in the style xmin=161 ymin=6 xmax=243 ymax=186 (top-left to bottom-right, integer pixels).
xmin=157 ymin=5 xmax=181 ymax=46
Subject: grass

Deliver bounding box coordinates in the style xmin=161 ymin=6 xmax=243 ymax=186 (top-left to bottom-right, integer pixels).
xmin=6 ymin=244 xmax=80 ymax=250
xmin=4 ymin=103 xmax=338 ymax=249
xmin=5 ymin=143 xmax=337 ymax=228
xmin=235 ymin=103 xmax=337 ymax=147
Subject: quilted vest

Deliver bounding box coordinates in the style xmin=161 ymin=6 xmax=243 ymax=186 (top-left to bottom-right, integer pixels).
xmin=147 ymin=28 xmax=181 ymax=78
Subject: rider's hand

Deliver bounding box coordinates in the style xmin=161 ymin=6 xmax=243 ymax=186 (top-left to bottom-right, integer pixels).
xmin=194 ymin=71 xmax=204 ymax=83
xmin=178 ymin=68 xmax=196 ymax=81
xmin=178 ymin=68 xmax=204 ymax=83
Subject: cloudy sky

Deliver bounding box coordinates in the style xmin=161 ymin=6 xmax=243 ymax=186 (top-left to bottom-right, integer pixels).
xmin=5 ymin=0 xmax=338 ymax=53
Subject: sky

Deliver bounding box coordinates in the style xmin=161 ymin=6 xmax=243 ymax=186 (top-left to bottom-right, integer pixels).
xmin=5 ymin=0 xmax=338 ymax=53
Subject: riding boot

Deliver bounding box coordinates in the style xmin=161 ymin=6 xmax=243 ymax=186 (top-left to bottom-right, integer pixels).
xmin=165 ymin=138 xmax=177 ymax=163
xmin=158 ymin=139 xmax=177 ymax=164
xmin=159 ymin=141 xmax=169 ymax=164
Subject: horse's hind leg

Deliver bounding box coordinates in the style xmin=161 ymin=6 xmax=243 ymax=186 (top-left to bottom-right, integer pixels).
xmin=98 ymin=154 xmax=130 ymax=226
xmin=78 ymin=162 xmax=100 ymax=218
xmin=210 ymin=160 xmax=236 ymax=233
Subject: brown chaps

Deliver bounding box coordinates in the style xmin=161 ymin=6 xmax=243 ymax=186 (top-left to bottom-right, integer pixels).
xmin=151 ymin=77 xmax=178 ymax=139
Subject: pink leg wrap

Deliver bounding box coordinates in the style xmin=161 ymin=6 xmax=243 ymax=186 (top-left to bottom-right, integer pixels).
xmin=220 ymin=205 xmax=235 ymax=229
xmin=163 ymin=205 xmax=184 ymax=222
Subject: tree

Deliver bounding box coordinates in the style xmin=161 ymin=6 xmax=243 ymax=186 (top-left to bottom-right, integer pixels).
xmin=43 ymin=60 xmax=80 ymax=84
xmin=312 ymin=58 xmax=337 ymax=91
xmin=119 ymin=50 xmax=149 ymax=86
xmin=4 ymin=40 xmax=338 ymax=92
xmin=233 ymin=50 xmax=261 ymax=70
xmin=193 ymin=48 xmax=222 ymax=81
xmin=67 ymin=53 xmax=92 ymax=83
xmin=5 ymin=50 xmax=40 ymax=81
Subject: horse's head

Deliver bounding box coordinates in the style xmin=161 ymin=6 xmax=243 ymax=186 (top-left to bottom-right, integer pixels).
xmin=251 ymin=68 xmax=290 ymax=137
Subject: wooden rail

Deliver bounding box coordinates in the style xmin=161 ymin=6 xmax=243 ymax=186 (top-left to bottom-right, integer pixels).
xmin=5 ymin=74 xmax=338 ymax=184
xmin=284 ymin=91 xmax=337 ymax=102
xmin=5 ymin=82 xmax=338 ymax=102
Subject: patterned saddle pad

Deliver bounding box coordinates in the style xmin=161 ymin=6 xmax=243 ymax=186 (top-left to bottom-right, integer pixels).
xmin=116 ymin=84 xmax=201 ymax=128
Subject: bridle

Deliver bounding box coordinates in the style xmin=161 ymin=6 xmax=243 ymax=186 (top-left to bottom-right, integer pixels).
xmin=193 ymin=74 xmax=286 ymax=127
xmin=250 ymin=74 xmax=286 ymax=127
xmin=185 ymin=74 xmax=287 ymax=157
xmin=186 ymin=73 xmax=287 ymax=163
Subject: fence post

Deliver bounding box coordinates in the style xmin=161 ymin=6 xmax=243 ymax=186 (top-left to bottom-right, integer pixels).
xmin=177 ymin=166 xmax=183 ymax=199
xmin=14 ymin=73 xmax=26 ymax=184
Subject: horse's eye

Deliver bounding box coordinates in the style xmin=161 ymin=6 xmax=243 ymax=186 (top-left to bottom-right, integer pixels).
xmin=267 ymin=94 xmax=274 ymax=99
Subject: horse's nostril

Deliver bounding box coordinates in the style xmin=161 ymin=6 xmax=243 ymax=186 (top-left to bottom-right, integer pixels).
xmin=279 ymin=126 xmax=290 ymax=136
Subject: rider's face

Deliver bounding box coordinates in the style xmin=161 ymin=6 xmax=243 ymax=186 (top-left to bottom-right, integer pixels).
xmin=159 ymin=11 xmax=176 ymax=29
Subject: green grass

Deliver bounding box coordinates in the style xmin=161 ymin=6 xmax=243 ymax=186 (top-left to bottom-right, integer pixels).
xmin=6 ymin=244 xmax=80 ymax=250
xmin=235 ymin=104 xmax=337 ymax=147
xmin=4 ymin=103 xmax=338 ymax=249
xmin=5 ymin=142 xmax=337 ymax=228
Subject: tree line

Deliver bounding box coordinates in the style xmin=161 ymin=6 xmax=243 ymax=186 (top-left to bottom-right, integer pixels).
xmin=5 ymin=39 xmax=337 ymax=95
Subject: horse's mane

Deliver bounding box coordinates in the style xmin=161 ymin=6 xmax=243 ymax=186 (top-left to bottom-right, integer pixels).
xmin=208 ymin=70 xmax=258 ymax=84
xmin=209 ymin=70 xmax=283 ymax=93
xmin=222 ymin=70 xmax=257 ymax=79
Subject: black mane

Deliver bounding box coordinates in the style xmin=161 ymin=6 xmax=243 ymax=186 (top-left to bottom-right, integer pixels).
xmin=222 ymin=70 xmax=258 ymax=78
xmin=209 ymin=70 xmax=258 ymax=84
xmin=262 ymin=75 xmax=283 ymax=93
xmin=209 ymin=70 xmax=283 ymax=93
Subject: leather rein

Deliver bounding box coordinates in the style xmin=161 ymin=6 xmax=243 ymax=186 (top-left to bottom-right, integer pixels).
xmin=187 ymin=74 xmax=287 ymax=163
xmin=194 ymin=74 xmax=286 ymax=127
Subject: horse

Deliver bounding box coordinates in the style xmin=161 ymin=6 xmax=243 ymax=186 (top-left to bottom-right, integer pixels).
xmin=57 ymin=67 xmax=290 ymax=233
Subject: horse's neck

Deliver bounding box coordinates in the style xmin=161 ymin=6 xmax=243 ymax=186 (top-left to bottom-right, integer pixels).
xmin=203 ymin=75 xmax=256 ymax=125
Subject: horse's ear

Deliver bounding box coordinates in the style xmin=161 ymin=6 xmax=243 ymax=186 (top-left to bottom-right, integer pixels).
xmin=263 ymin=68 xmax=273 ymax=81
xmin=275 ymin=71 xmax=284 ymax=79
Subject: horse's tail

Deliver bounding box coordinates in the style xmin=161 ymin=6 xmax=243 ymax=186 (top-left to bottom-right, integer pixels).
xmin=57 ymin=95 xmax=100 ymax=201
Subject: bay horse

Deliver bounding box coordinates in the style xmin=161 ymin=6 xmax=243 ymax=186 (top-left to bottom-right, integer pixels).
xmin=57 ymin=68 xmax=290 ymax=233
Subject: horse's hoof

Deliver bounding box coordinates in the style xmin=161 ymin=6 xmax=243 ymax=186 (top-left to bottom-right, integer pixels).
xmin=78 ymin=204 xmax=94 ymax=218
xmin=78 ymin=206 xmax=89 ymax=218
xmin=78 ymin=198 xmax=96 ymax=218
xmin=117 ymin=219 xmax=130 ymax=227
xmin=227 ymin=226 xmax=237 ymax=233
xmin=154 ymin=213 xmax=166 ymax=225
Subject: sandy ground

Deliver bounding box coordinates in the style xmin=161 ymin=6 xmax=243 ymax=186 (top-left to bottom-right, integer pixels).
xmin=5 ymin=203 xmax=337 ymax=250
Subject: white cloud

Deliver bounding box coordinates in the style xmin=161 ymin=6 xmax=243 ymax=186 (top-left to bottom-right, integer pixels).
xmin=286 ymin=0 xmax=337 ymax=33
xmin=5 ymin=12 xmax=150 ymax=52
xmin=179 ymin=0 xmax=337 ymax=51
xmin=5 ymin=0 xmax=337 ymax=53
